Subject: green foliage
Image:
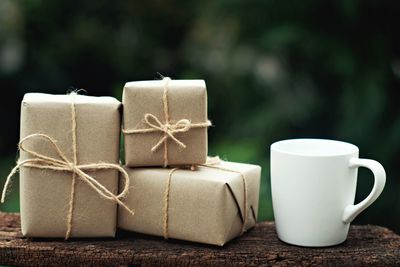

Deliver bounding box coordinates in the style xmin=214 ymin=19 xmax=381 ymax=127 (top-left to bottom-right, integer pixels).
xmin=0 ymin=0 xmax=399 ymax=231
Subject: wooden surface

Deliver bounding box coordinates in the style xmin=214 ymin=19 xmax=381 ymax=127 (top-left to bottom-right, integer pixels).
xmin=0 ymin=212 xmax=399 ymax=266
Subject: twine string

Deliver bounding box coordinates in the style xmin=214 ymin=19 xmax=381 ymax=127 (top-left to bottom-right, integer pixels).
xmin=122 ymin=77 xmax=211 ymax=167
xmin=1 ymin=136 xmax=135 ymax=239
xmin=198 ymin=162 xmax=248 ymax=235
xmin=1 ymin=97 xmax=134 ymax=239
xmin=162 ymin=157 xmax=249 ymax=239
xmin=65 ymin=94 xmax=78 ymax=239
xmin=163 ymin=168 xmax=178 ymax=239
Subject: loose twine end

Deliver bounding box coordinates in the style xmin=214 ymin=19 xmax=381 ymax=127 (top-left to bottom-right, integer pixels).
xmin=67 ymin=88 xmax=87 ymax=96
xmin=1 ymin=162 xmax=22 ymax=203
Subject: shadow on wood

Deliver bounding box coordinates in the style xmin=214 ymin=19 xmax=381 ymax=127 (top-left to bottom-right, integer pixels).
xmin=0 ymin=212 xmax=399 ymax=266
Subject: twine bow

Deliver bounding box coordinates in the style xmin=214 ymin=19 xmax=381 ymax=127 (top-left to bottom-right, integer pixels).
xmin=122 ymin=77 xmax=211 ymax=167
xmin=143 ymin=114 xmax=192 ymax=151
xmin=1 ymin=95 xmax=134 ymax=239
xmin=162 ymin=157 xmax=249 ymax=240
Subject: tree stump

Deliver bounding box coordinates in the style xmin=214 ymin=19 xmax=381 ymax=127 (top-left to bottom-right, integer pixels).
xmin=0 ymin=212 xmax=399 ymax=266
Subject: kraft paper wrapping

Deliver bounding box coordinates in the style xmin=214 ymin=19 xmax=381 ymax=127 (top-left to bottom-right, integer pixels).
xmin=19 ymin=93 xmax=121 ymax=238
xmin=118 ymin=161 xmax=261 ymax=246
xmin=122 ymin=79 xmax=208 ymax=167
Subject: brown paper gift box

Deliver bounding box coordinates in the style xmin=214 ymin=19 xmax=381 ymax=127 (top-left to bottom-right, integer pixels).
xmin=18 ymin=93 xmax=121 ymax=238
xmin=118 ymin=160 xmax=261 ymax=246
xmin=122 ymin=79 xmax=209 ymax=167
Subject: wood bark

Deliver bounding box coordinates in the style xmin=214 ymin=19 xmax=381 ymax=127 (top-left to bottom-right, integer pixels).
xmin=0 ymin=212 xmax=399 ymax=266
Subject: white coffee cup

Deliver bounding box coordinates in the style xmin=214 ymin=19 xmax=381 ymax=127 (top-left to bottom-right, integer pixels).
xmin=270 ymin=139 xmax=386 ymax=247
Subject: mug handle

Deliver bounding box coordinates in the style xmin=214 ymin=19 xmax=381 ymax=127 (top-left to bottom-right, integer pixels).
xmin=342 ymin=158 xmax=386 ymax=224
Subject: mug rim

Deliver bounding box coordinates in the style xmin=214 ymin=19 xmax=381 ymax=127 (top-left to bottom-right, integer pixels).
xmin=271 ymin=138 xmax=359 ymax=157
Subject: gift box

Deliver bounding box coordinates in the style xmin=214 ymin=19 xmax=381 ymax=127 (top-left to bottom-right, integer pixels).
xmin=122 ymin=78 xmax=211 ymax=167
xmin=4 ymin=93 xmax=132 ymax=238
xmin=118 ymin=159 xmax=261 ymax=246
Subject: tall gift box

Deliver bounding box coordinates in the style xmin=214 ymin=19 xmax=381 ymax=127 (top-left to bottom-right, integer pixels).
xmin=2 ymin=93 xmax=131 ymax=238
xmin=122 ymin=77 xmax=211 ymax=167
xmin=118 ymin=159 xmax=261 ymax=246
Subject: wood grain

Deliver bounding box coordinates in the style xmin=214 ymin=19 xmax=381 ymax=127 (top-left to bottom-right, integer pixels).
xmin=0 ymin=212 xmax=399 ymax=266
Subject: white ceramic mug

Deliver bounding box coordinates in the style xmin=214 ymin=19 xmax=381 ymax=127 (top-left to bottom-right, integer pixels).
xmin=270 ymin=139 xmax=386 ymax=247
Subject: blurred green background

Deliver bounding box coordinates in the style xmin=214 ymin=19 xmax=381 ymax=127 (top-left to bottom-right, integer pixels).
xmin=0 ymin=0 xmax=399 ymax=232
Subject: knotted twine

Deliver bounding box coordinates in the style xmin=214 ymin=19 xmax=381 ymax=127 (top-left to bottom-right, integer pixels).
xmin=1 ymin=93 xmax=134 ymax=240
xmin=122 ymin=77 xmax=212 ymax=167
xmin=162 ymin=157 xmax=249 ymax=239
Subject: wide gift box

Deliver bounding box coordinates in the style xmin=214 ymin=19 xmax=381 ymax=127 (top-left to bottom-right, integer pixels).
xmin=122 ymin=77 xmax=211 ymax=167
xmin=118 ymin=159 xmax=261 ymax=246
xmin=2 ymin=93 xmax=132 ymax=239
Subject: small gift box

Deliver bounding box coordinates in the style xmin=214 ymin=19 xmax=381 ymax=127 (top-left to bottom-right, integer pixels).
xmin=1 ymin=93 xmax=133 ymax=238
xmin=118 ymin=158 xmax=261 ymax=246
xmin=122 ymin=77 xmax=211 ymax=167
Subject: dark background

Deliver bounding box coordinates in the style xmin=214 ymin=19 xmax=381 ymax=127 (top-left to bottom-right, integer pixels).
xmin=0 ymin=0 xmax=399 ymax=232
